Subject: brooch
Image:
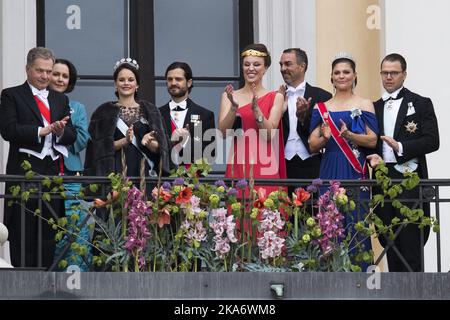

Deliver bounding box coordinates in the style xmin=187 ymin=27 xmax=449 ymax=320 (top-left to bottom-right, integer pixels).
xmin=350 ymin=108 xmax=362 ymax=119
xmin=405 ymin=121 xmax=418 ymax=133
xmin=191 ymin=114 xmax=201 ymax=126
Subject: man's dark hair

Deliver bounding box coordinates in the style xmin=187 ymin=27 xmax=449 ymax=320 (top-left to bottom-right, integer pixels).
xmin=382 ymin=53 xmax=407 ymax=72
xmin=283 ymin=48 xmax=308 ymax=72
xmin=165 ymin=61 xmax=194 ymax=93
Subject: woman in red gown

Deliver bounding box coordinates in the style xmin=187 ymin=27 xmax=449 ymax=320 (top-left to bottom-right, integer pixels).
xmin=218 ymin=43 xmax=286 ymax=196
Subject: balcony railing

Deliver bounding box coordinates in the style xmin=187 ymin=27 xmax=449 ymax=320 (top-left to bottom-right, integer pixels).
xmin=1 ymin=174 xmax=448 ymax=272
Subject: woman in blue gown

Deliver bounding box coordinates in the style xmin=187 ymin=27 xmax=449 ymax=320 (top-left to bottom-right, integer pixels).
xmin=309 ymin=53 xmax=378 ymax=271
xmin=49 ymin=59 xmax=92 ymax=271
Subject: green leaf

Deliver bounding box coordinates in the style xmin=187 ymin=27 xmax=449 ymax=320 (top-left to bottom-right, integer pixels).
xmin=60 ymin=191 xmax=66 ymax=199
xmin=89 ymin=184 xmax=99 ymax=193
xmin=392 ymin=200 xmax=402 ymax=209
xmin=21 ymin=191 xmax=30 ymax=202
xmin=57 ymin=217 xmax=68 ymax=227
xmin=21 ymin=160 xmax=32 ymax=171
xmin=58 ymin=260 xmax=68 ymax=269
xmin=42 ymin=192 xmax=51 ymax=202
xmin=387 ymin=187 xmax=397 ymax=199
xmin=52 ymin=176 xmax=64 ymax=185
xmin=25 ymin=170 xmax=35 ymax=179
xmin=391 ymin=217 xmax=400 ymax=225
xmin=10 ymin=185 xmax=21 ymax=197
xmin=42 ymin=177 xmax=52 ymax=188
xmin=371 ymin=194 xmax=384 ymax=207
xmin=55 ymin=231 xmax=64 ymax=242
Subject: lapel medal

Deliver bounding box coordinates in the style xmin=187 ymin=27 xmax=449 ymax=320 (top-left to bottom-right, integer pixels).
xmin=405 ymin=120 xmax=418 ymax=133
xmin=191 ymin=114 xmax=200 ymax=126
xmin=173 ymin=111 xmax=179 ymax=122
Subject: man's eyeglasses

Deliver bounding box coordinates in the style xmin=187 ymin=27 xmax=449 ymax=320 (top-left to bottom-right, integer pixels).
xmin=380 ymin=71 xmax=403 ymax=78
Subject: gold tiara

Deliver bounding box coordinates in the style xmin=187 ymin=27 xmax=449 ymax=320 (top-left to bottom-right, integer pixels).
xmin=241 ymin=49 xmax=268 ymax=58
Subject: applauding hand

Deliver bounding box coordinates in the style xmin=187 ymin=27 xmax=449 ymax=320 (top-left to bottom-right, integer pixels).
xmin=225 ymin=84 xmax=239 ymax=110
xmin=339 ymin=119 xmax=352 ymax=139
xmin=51 ymin=116 xmax=69 ymax=137
xmin=320 ymin=121 xmax=331 ymax=139
xmin=381 ymin=135 xmax=399 ymax=153
xmin=367 ymin=154 xmax=384 ymax=168
xmin=277 ymin=85 xmax=288 ymax=113
xmin=142 ymin=130 xmax=159 ymax=152
xmin=251 ymin=83 xmax=259 ymax=110
xmin=296 ymin=97 xmax=311 ymax=124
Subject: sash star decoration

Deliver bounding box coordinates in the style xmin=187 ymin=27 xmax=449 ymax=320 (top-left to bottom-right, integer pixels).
xmin=405 ymin=121 xmax=418 ymax=133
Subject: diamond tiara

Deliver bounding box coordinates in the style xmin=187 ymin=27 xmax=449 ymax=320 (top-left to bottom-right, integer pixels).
xmin=332 ymin=51 xmax=355 ymax=64
xmin=114 ymin=57 xmax=139 ymax=71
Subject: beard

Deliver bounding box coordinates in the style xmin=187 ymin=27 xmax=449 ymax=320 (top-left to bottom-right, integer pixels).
xmin=168 ymin=85 xmax=188 ymax=98
xmin=281 ymin=72 xmax=294 ymax=86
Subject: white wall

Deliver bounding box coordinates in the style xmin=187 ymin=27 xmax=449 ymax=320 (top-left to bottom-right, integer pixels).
xmin=254 ymin=0 xmax=317 ymax=91
xmin=384 ymin=0 xmax=450 ymax=272
xmin=0 ymin=0 xmax=36 ymax=261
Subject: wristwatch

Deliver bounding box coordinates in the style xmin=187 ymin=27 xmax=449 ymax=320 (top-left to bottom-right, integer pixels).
xmin=255 ymin=115 xmax=264 ymax=124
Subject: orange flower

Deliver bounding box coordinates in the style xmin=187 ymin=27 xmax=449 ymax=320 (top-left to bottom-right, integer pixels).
xmin=292 ymin=188 xmax=311 ymax=207
xmin=152 ymin=187 xmax=172 ymax=203
xmin=93 ymin=198 xmax=107 ymax=208
xmin=93 ymin=191 xmax=120 ymax=208
xmin=176 ymin=187 xmax=192 ymax=204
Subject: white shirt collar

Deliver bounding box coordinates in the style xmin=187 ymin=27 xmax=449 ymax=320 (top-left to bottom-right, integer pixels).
xmin=169 ymin=99 xmax=187 ymax=111
xmin=286 ymin=81 xmax=306 ymax=95
xmin=28 ymin=82 xmax=49 ymax=99
xmin=382 ymin=86 xmax=404 ymax=101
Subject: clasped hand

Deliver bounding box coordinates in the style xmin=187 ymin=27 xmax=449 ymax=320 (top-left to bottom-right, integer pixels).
xmin=171 ymin=124 xmax=190 ymax=145
xmin=339 ymin=119 xmax=352 ymax=139
xmin=142 ymin=130 xmax=159 ymax=152
xmin=39 ymin=116 xmax=69 ymax=137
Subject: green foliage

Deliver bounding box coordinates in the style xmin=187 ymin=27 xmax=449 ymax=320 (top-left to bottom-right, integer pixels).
xmin=89 ymin=184 xmax=99 ymax=193
xmin=21 ymin=160 xmax=32 ymax=171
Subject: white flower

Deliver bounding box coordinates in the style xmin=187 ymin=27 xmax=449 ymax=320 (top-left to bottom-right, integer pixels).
xmin=350 ymin=108 xmax=362 ymax=119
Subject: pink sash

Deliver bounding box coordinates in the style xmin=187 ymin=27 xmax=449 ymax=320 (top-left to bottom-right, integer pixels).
xmin=317 ymin=102 xmax=366 ymax=176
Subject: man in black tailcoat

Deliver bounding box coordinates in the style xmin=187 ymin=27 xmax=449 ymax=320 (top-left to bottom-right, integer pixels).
xmin=0 ymin=47 xmax=76 ymax=268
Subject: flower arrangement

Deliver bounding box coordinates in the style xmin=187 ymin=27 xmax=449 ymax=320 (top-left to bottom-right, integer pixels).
xmin=8 ymin=160 xmax=439 ymax=272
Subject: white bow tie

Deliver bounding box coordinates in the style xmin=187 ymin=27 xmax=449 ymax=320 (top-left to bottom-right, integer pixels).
xmin=35 ymin=89 xmax=49 ymax=100
xmin=286 ymin=85 xmax=305 ymax=95
xmin=382 ymin=89 xmax=404 ymax=102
